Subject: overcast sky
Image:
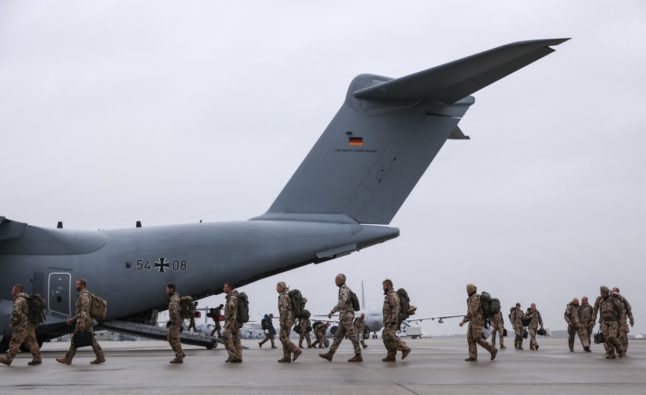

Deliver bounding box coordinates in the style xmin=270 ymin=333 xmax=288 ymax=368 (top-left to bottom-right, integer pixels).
xmin=1 ymin=1 xmax=645 ymax=336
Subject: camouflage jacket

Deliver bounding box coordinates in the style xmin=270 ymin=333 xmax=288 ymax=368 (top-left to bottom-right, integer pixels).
xmin=331 ymin=283 xmax=354 ymax=317
xmin=354 ymin=317 xmax=365 ymax=333
xmin=595 ymin=296 xmax=625 ymax=323
xmin=510 ymin=308 xmax=524 ymax=327
xmin=225 ymin=290 xmax=239 ymax=323
xmin=11 ymin=292 xmax=30 ymax=327
xmin=525 ymin=309 xmax=543 ymax=328
xmin=315 ymin=322 xmax=329 ymax=336
xmin=72 ymin=289 xmax=93 ymax=330
xmin=299 ymin=317 xmax=311 ymax=332
xmin=491 ymin=311 xmax=504 ymax=327
xmin=614 ymin=294 xmax=633 ymax=321
xmin=278 ymin=290 xmax=293 ymax=325
xmin=578 ymin=304 xmax=594 ymax=326
xmin=563 ymin=304 xmax=580 ymax=327
xmin=463 ymin=294 xmax=484 ymax=325
xmin=168 ymin=292 xmax=181 ymax=324
xmin=382 ymin=288 xmax=400 ymax=325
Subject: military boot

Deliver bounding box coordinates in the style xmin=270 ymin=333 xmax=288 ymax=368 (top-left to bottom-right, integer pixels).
xmin=169 ymin=356 xmax=183 ymax=364
xmin=277 ymin=356 xmax=291 ymax=363
xmin=318 ymin=352 xmax=333 ymax=362
xmin=401 ymin=348 xmax=411 ymax=360
xmin=28 ymin=360 xmax=42 ymax=366
xmin=490 ymin=349 xmax=498 ymax=361
xmin=0 ymin=356 xmax=12 ymax=366
xmin=90 ymin=356 xmax=106 ymax=365
xmin=500 ymin=344 xmax=506 ymax=350
xmin=348 ymin=353 xmax=363 ymax=363
xmin=382 ymin=353 xmax=396 ymax=362
xmin=292 ymin=348 xmax=302 ymax=362
xmin=584 ymin=346 xmax=591 ymax=352
xmin=56 ymin=357 xmax=72 ymax=365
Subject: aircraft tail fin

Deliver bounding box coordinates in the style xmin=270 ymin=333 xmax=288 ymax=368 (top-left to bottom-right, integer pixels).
xmin=260 ymin=39 xmax=566 ymax=225
xmin=353 ymin=38 xmax=569 ymax=104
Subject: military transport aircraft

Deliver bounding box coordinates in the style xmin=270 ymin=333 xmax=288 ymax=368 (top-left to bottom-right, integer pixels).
xmin=0 ymin=38 xmax=568 ymax=351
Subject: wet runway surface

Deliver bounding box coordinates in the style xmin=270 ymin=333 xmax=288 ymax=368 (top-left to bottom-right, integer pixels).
xmin=1 ymin=337 xmax=645 ymax=394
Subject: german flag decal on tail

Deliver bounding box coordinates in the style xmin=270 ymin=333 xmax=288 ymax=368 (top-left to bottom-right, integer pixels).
xmin=348 ymin=137 xmax=363 ymax=146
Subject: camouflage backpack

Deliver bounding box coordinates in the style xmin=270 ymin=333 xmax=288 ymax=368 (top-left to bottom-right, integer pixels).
xmin=236 ymin=292 xmax=249 ymax=324
xmin=288 ymin=289 xmax=307 ymax=318
xmin=27 ymin=294 xmax=46 ymax=325
xmin=349 ymin=290 xmax=360 ymax=311
xmin=179 ymin=295 xmax=195 ymax=320
xmin=89 ymin=292 xmax=108 ymax=321
xmin=396 ymin=288 xmax=416 ymax=324
xmin=479 ymin=291 xmax=500 ymax=320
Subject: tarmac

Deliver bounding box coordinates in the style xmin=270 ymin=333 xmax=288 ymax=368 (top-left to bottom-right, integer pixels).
xmin=1 ymin=337 xmax=645 ymax=395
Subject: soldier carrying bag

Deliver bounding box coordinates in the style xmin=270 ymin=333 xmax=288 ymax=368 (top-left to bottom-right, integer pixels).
xmin=594 ymin=331 xmax=605 ymax=344
xmin=27 ymin=294 xmax=46 ymax=325
xmin=349 ymin=290 xmax=361 ymax=312
xmin=237 ymin=292 xmax=250 ymax=324
xmin=288 ymin=289 xmax=307 ymax=318
xmin=89 ymin=292 xmax=108 ymax=321
xmin=479 ymin=292 xmax=501 ymax=320
xmin=179 ymin=295 xmax=195 ymax=320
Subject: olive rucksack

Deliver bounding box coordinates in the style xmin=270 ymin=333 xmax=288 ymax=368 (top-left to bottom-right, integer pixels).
xmin=396 ymin=288 xmax=416 ymax=324
xmin=236 ymin=292 xmax=249 ymax=324
xmin=301 ymin=309 xmax=311 ymax=319
xmin=89 ymin=292 xmax=108 ymax=321
xmin=288 ymin=289 xmax=307 ymax=318
xmin=26 ymin=294 xmax=46 ymax=325
xmin=479 ymin=291 xmax=500 ymax=320
xmin=349 ymin=290 xmax=360 ymax=311
xmin=179 ymin=296 xmax=195 ymax=320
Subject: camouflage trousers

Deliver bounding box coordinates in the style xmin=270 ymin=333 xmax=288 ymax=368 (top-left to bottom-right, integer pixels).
xmin=601 ymin=321 xmax=622 ymax=357
xmin=619 ymin=321 xmax=629 ymax=353
xmin=329 ymin=313 xmax=361 ymax=355
xmin=299 ymin=329 xmax=312 ymax=348
xmin=467 ymin=322 xmax=494 ymax=359
xmin=4 ymin=324 xmax=41 ymax=363
xmin=513 ymin=325 xmax=524 ymax=348
xmin=528 ymin=326 xmax=538 ymax=350
xmin=223 ymin=321 xmax=242 ymax=361
xmin=587 ymin=324 xmax=594 ymax=345
xmin=382 ymin=322 xmax=409 ymax=358
xmin=259 ymin=332 xmax=275 ymax=347
xmin=312 ymin=329 xmax=326 ymax=348
xmin=567 ymin=325 xmax=590 ymax=350
xmin=279 ymin=320 xmax=299 ymax=358
xmin=491 ymin=322 xmax=505 ymax=348
xmin=166 ymin=323 xmax=183 ymax=358
xmin=210 ymin=321 xmax=222 ymax=337
xmin=66 ymin=327 xmax=104 ymax=361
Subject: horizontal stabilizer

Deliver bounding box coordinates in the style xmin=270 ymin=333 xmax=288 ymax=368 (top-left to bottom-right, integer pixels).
xmin=353 ymin=38 xmax=569 ymax=104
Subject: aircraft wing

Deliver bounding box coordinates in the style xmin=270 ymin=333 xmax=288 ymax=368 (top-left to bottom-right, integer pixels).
xmin=404 ymin=315 xmax=463 ymax=324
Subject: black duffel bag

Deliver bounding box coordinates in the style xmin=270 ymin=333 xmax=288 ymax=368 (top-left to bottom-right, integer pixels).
xmin=72 ymin=331 xmax=94 ymax=348
xmin=523 ymin=329 xmax=528 ymax=339
xmin=503 ymin=328 xmax=508 ymax=337
xmin=594 ymin=332 xmax=605 ymax=344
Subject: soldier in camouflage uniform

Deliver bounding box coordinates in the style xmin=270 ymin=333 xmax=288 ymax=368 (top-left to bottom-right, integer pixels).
xmin=276 ymin=282 xmax=302 ymax=363
xmin=593 ymin=286 xmax=626 ymax=359
xmin=164 ymin=283 xmax=184 ymax=364
xmin=0 ymin=284 xmax=42 ymax=366
xmin=223 ymin=282 xmax=242 ymax=363
xmin=490 ymin=310 xmax=506 ymax=350
xmin=298 ymin=316 xmax=313 ymax=348
xmin=56 ymin=279 xmax=105 ymax=365
xmin=459 ymin=283 xmax=497 ymax=362
xmin=312 ymin=321 xmax=330 ymax=348
xmin=564 ymin=298 xmax=590 ymax=352
xmin=525 ymin=303 xmax=543 ymax=351
xmin=612 ymin=287 xmax=634 ymax=354
xmin=319 ymin=273 xmax=363 ymax=363
xmin=259 ymin=314 xmax=277 ymax=349
xmin=354 ymin=313 xmax=368 ymax=349
xmin=381 ymin=279 xmax=411 ymax=362
xmin=578 ymin=296 xmax=594 ymax=346
xmin=210 ymin=304 xmax=223 ymax=338
xmin=510 ymin=303 xmax=524 ymax=350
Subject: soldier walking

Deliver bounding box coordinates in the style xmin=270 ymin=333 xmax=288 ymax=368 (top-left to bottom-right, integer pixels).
xmin=223 ymin=282 xmax=243 ymax=363
xmin=259 ymin=314 xmax=277 ymax=349
xmin=276 ymin=282 xmax=302 ymax=362
xmin=510 ymin=303 xmax=524 ymax=350
xmin=0 ymin=284 xmax=42 ymax=366
xmin=459 ymin=283 xmax=497 ymax=361
xmin=298 ymin=316 xmax=313 ymax=348
xmin=354 ymin=313 xmax=369 ymax=349
xmin=56 ymin=279 xmax=105 ymax=365
xmin=612 ymin=287 xmax=634 ymax=354
xmin=593 ymin=286 xmax=625 ymax=359
xmin=579 ymin=296 xmax=594 ymax=346
xmin=319 ymin=273 xmax=363 ymax=363
xmin=381 ymin=279 xmax=411 ymax=362
xmin=164 ymin=283 xmax=185 ymax=363
xmin=312 ymin=321 xmax=330 ymax=348
xmin=564 ymin=298 xmax=590 ymax=352
xmin=490 ymin=310 xmax=506 ymax=350
xmin=525 ymin=303 xmax=544 ymax=351
xmin=209 ymin=304 xmax=224 ymax=338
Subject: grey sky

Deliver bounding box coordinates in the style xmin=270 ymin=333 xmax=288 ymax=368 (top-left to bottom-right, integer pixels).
xmin=1 ymin=1 xmax=645 ymax=335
